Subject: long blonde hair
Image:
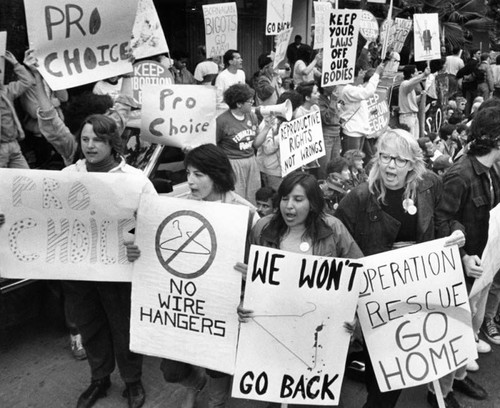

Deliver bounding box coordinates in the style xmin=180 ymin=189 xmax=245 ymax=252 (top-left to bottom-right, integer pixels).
xmin=368 ymin=128 xmax=427 ymax=205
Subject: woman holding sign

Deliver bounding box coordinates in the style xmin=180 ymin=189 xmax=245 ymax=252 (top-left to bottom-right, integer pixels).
xmin=127 ymin=144 xmax=258 ymax=408
xmin=62 ymin=114 xmax=156 ymax=408
xmin=216 ymin=83 xmax=275 ymax=205
xmin=334 ymin=129 xmax=474 ymax=408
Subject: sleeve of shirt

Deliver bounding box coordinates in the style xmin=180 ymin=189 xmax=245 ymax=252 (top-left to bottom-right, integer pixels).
xmin=5 ymin=63 xmax=35 ymax=100
xmin=342 ymin=73 xmax=380 ymax=102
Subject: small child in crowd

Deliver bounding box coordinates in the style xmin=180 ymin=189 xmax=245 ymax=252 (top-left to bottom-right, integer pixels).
xmin=343 ymin=149 xmax=367 ymax=188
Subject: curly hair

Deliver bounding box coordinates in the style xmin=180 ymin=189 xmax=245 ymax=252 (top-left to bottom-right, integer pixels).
xmin=469 ymin=106 xmax=500 ymax=156
xmin=63 ymin=92 xmax=113 ymax=134
xmin=368 ymin=128 xmax=427 ymax=205
xmin=184 ymin=144 xmax=235 ymax=193
xmin=223 ymin=83 xmax=255 ymax=109
xmin=267 ymin=172 xmax=325 ymax=245
xmin=77 ymin=114 xmax=123 ymax=159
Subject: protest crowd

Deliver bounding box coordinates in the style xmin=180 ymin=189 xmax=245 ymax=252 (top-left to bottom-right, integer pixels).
xmin=1 ymin=1 xmax=500 ymax=408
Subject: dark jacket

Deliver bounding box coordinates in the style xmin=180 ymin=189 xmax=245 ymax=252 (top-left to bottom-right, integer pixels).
xmin=335 ymin=171 xmax=442 ymax=256
xmin=250 ymin=214 xmax=363 ymax=259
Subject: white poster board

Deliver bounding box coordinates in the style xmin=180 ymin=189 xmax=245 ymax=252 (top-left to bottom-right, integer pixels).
xmin=0 ymin=169 xmax=151 ymax=281
xmin=321 ymin=9 xmax=360 ymax=87
xmin=131 ymin=0 xmax=169 ymax=59
xmin=203 ymin=2 xmax=238 ymax=58
xmin=279 ymin=110 xmax=325 ymax=176
xmin=266 ymin=0 xmax=293 ymax=36
xmin=140 ymin=84 xmax=216 ymax=148
xmin=0 ymin=31 xmax=6 ymax=84
xmin=232 ymin=245 xmax=362 ymax=405
xmin=274 ymin=28 xmax=293 ymax=69
xmin=131 ymin=60 xmax=174 ymax=105
xmin=413 ymin=13 xmax=441 ymax=62
xmin=357 ymin=239 xmax=477 ymax=392
xmin=130 ymin=194 xmax=249 ymax=374
xmin=313 ymin=2 xmax=333 ymax=50
xmin=359 ymin=10 xmax=379 ymax=42
xmin=24 ymin=0 xmax=138 ymax=90
xmin=393 ymin=18 xmax=413 ymax=53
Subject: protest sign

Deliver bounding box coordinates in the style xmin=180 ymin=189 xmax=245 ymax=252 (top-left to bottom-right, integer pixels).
xmin=232 ymin=245 xmax=362 ymax=405
xmin=357 ymin=239 xmax=477 ymax=392
xmin=321 ymin=9 xmax=360 ymax=87
xmin=140 ymin=84 xmax=216 ymax=148
xmin=131 ymin=60 xmax=174 ymax=105
xmin=414 ymin=14 xmax=441 ymax=61
xmin=0 ymin=31 xmax=6 ymax=84
xmin=359 ymin=10 xmax=379 ymax=42
xmin=393 ymin=18 xmax=413 ymax=53
xmin=130 ymin=194 xmax=248 ymax=373
xmin=279 ymin=110 xmax=325 ymax=176
xmin=380 ymin=18 xmax=395 ymax=58
xmin=131 ymin=0 xmax=169 ymax=59
xmin=203 ymin=2 xmax=237 ymax=58
xmin=313 ymin=2 xmax=332 ymax=50
xmin=351 ymin=0 xmax=385 ymax=3
xmin=274 ymin=28 xmax=293 ymax=69
xmin=24 ymin=0 xmax=138 ymax=90
xmin=266 ymin=0 xmax=293 ymax=36
xmin=0 ymin=169 xmax=151 ymax=281
xmin=367 ymin=87 xmax=390 ymax=138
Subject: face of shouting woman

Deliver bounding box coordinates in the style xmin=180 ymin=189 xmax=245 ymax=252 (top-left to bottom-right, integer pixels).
xmin=280 ymin=184 xmax=310 ymax=229
xmin=378 ymin=145 xmax=413 ymax=190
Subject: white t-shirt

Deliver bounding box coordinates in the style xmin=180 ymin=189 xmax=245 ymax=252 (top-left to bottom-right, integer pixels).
xmin=93 ymin=79 xmax=123 ymax=97
xmin=215 ymin=69 xmax=246 ymax=112
xmin=194 ymin=60 xmax=219 ymax=83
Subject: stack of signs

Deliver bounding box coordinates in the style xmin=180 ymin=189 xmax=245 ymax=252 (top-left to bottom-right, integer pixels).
xmin=357 ymin=239 xmax=477 ymax=392
xmin=24 ymin=0 xmax=138 ymax=90
xmin=232 ymin=245 xmax=363 ymax=405
xmin=203 ymin=2 xmax=238 ymax=58
xmin=130 ymin=195 xmax=249 ymax=373
xmin=266 ymin=0 xmax=293 ymax=36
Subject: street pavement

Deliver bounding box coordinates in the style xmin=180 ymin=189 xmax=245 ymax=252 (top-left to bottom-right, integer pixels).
xmin=1 ymin=314 xmax=499 ymax=408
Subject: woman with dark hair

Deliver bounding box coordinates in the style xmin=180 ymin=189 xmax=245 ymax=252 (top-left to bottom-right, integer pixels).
xmin=216 ymin=83 xmax=274 ymax=204
xmin=335 ymin=128 xmax=466 ymax=408
xmin=128 ymin=144 xmax=258 ymax=408
xmin=292 ymin=45 xmax=322 ymax=86
xmin=62 ymin=113 xmax=156 ymax=408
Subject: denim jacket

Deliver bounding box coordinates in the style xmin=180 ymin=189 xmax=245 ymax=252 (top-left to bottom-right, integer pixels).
xmin=335 ymin=171 xmax=442 ymax=256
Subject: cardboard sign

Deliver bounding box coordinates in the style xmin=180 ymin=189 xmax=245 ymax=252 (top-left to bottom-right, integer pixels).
xmin=274 ymin=28 xmax=293 ymax=69
xmin=266 ymin=0 xmax=293 ymax=36
xmin=130 ymin=194 xmax=249 ymax=373
xmin=393 ymin=18 xmax=413 ymax=53
xmin=279 ymin=110 xmax=325 ymax=176
xmin=131 ymin=0 xmax=169 ymax=59
xmin=313 ymin=2 xmax=332 ymax=50
xmin=380 ymin=18 xmax=395 ymax=58
xmin=321 ymin=9 xmax=360 ymax=86
xmin=357 ymin=239 xmax=477 ymax=392
xmin=367 ymin=87 xmax=390 ymax=138
xmin=203 ymin=2 xmax=238 ymax=58
xmin=131 ymin=60 xmax=174 ymax=105
xmin=232 ymin=245 xmax=362 ymax=405
xmin=140 ymin=84 xmax=216 ymax=148
xmin=413 ymin=13 xmax=441 ymax=61
xmin=359 ymin=10 xmax=379 ymax=42
xmin=24 ymin=0 xmax=138 ymax=90
xmin=0 ymin=31 xmax=6 ymax=84
xmin=0 ymin=169 xmax=152 ymax=281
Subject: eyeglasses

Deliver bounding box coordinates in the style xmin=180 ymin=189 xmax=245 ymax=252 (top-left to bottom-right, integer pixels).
xmin=379 ymin=153 xmax=409 ymax=168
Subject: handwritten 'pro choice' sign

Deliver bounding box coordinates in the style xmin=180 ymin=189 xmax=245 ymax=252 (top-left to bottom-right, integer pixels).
xmin=140 ymin=84 xmax=216 ymax=148
xmin=0 ymin=169 xmax=152 ymax=281
xmin=357 ymin=239 xmax=477 ymax=392
xmin=233 ymin=245 xmax=362 ymax=405
xmin=24 ymin=0 xmax=137 ymax=90
xmin=322 ymin=10 xmax=360 ymax=87
xmin=203 ymin=2 xmax=238 ymax=58
xmin=130 ymin=195 xmax=249 ymax=373
xmin=279 ymin=110 xmax=325 ymax=176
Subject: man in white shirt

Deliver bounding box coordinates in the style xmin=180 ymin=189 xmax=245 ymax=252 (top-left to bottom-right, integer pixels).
xmin=444 ymin=46 xmax=465 ymax=76
xmin=215 ymin=49 xmax=245 ymax=114
xmin=193 ymin=45 xmax=219 ymax=85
